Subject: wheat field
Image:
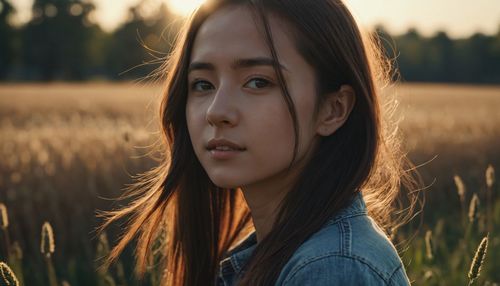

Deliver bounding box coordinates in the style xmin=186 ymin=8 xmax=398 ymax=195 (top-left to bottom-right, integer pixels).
xmin=0 ymin=83 xmax=498 ymax=285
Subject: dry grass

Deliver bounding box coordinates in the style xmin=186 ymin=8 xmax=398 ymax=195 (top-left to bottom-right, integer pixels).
xmin=394 ymin=83 xmax=500 ymax=151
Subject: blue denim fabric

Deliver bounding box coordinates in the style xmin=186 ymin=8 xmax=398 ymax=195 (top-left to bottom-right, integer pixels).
xmin=216 ymin=192 xmax=412 ymax=285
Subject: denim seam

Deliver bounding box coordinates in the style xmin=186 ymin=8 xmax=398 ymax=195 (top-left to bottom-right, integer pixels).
xmin=338 ymin=220 xmax=352 ymax=256
xmin=387 ymin=264 xmax=403 ymax=285
xmin=282 ymin=253 xmax=392 ymax=285
xmin=325 ymin=211 xmax=368 ymax=227
xmin=230 ymin=255 xmax=242 ymax=273
xmin=217 ymin=257 xmax=236 ymax=286
xmin=338 ymin=222 xmax=344 ymax=255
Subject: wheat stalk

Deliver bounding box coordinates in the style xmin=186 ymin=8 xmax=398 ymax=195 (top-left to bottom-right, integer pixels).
xmin=40 ymin=222 xmax=58 ymax=286
xmin=40 ymin=222 xmax=55 ymax=258
xmin=455 ymin=175 xmax=466 ymax=205
xmin=467 ymin=234 xmax=489 ymax=285
xmin=425 ymin=230 xmax=434 ymax=260
xmin=0 ymin=261 xmax=19 ymax=286
xmin=485 ymin=164 xmax=495 ymax=188
xmin=468 ymin=193 xmax=479 ymax=223
xmin=423 ymin=270 xmax=433 ymax=281
xmin=0 ymin=204 xmax=8 ymax=229
xmin=0 ymin=204 xmax=12 ymax=264
xmin=485 ymin=164 xmax=495 ymax=232
xmin=455 ymin=175 xmax=467 ymax=227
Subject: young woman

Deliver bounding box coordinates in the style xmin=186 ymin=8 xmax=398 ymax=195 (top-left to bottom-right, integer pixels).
xmin=100 ymin=0 xmax=422 ymax=285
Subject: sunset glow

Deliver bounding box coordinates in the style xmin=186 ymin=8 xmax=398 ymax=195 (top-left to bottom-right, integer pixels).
xmin=7 ymin=0 xmax=500 ymax=37
xmin=167 ymin=0 xmax=206 ymax=16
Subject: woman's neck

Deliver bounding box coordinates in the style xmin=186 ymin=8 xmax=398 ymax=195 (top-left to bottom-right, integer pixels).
xmin=240 ymin=163 xmax=304 ymax=243
xmin=239 ymin=139 xmax=319 ymax=243
xmin=241 ymin=184 xmax=288 ymax=243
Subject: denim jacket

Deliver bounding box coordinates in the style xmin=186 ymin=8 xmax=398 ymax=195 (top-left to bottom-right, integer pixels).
xmin=216 ymin=192 xmax=412 ymax=285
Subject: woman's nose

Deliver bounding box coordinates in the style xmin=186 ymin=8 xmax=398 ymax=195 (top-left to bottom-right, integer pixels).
xmin=205 ymin=85 xmax=239 ymax=127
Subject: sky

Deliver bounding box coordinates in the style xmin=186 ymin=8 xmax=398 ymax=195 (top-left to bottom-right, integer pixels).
xmin=8 ymin=0 xmax=500 ymax=38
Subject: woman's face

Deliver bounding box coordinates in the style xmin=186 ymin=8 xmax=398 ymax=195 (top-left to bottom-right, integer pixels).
xmin=186 ymin=4 xmax=321 ymax=189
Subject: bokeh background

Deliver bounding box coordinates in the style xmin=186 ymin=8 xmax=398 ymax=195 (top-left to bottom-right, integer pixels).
xmin=0 ymin=0 xmax=499 ymax=285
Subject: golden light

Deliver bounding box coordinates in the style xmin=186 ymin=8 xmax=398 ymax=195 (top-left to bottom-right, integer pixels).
xmin=167 ymin=0 xmax=207 ymax=16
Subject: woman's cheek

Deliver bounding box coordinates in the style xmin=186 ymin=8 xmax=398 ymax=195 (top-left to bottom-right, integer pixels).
xmin=250 ymin=112 xmax=295 ymax=166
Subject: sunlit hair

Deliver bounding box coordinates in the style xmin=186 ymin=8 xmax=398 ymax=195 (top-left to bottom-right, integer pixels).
xmin=98 ymin=0 xmax=423 ymax=285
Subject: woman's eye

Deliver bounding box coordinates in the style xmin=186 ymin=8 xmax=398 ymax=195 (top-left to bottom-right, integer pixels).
xmin=190 ymin=80 xmax=213 ymax=92
xmin=245 ymin=78 xmax=273 ymax=89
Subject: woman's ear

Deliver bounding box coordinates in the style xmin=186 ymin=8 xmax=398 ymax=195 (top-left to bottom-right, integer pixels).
xmin=315 ymin=85 xmax=356 ymax=136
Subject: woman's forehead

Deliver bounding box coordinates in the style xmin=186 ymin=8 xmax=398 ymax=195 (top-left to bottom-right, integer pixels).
xmin=190 ymin=5 xmax=294 ymax=64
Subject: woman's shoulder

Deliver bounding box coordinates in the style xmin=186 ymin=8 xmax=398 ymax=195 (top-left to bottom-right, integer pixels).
xmin=275 ymin=194 xmax=411 ymax=285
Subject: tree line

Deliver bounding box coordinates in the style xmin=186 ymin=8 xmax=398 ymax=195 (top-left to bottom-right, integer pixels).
xmin=1 ymin=0 xmax=499 ymax=83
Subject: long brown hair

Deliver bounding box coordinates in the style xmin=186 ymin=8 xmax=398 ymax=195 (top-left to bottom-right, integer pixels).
xmin=98 ymin=0 xmax=423 ymax=285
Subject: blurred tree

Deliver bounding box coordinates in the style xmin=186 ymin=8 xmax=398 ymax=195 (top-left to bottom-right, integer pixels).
xmin=488 ymin=24 xmax=500 ymax=82
xmin=394 ymin=28 xmax=427 ymax=82
xmin=1 ymin=3 xmax=497 ymax=84
xmin=388 ymin=28 xmax=500 ymax=84
xmin=0 ymin=0 xmax=15 ymax=79
xmin=453 ymin=32 xmax=492 ymax=83
xmin=106 ymin=1 xmax=178 ymax=80
xmin=427 ymin=31 xmax=453 ymax=82
xmin=21 ymin=0 xmax=99 ymax=80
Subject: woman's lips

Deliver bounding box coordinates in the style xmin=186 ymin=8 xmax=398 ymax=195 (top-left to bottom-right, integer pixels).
xmin=208 ymin=148 xmax=244 ymax=160
xmin=206 ymin=138 xmax=246 ymax=151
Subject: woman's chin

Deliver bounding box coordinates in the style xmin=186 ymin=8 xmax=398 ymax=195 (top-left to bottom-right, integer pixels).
xmin=208 ymin=175 xmax=242 ymax=189
xmin=212 ymin=181 xmax=240 ymax=189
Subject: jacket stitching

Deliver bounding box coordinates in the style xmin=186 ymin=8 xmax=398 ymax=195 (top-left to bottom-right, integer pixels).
xmin=282 ymin=253 xmax=394 ymax=285
xmin=339 ymin=220 xmax=352 ymax=256
xmin=230 ymin=255 xmax=241 ymax=274
xmin=338 ymin=222 xmax=344 ymax=255
xmin=325 ymin=211 xmax=368 ymax=227
xmin=387 ymin=264 xmax=405 ymax=285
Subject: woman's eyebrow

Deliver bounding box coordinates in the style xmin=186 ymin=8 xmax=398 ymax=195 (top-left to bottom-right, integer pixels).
xmin=188 ymin=57 xmax=289 ymax=73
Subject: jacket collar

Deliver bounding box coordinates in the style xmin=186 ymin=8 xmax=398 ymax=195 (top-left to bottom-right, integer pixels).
xmin=324 ymin=191 xmax=367 ymax=226
xmin=219 ymin=192 xmax=367 ymax=274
